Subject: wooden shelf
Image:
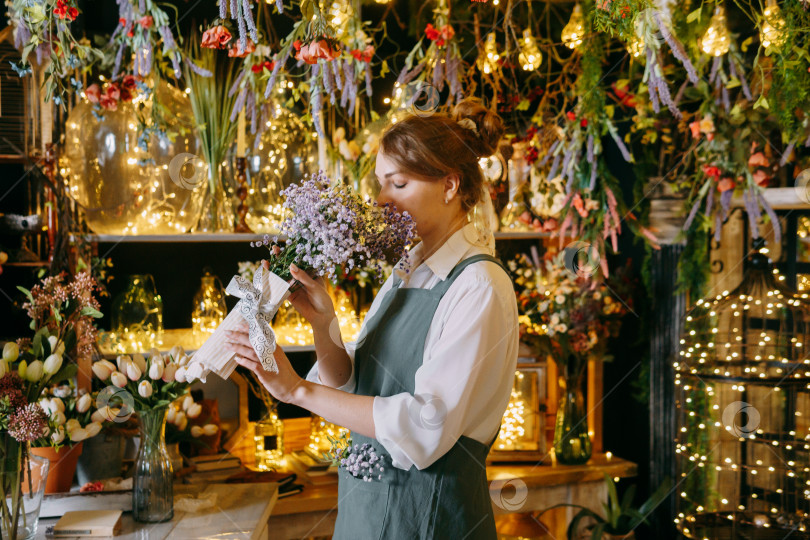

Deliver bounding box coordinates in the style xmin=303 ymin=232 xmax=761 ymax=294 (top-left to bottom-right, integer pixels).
xmin=72 ymin=231 xmax=549 ymax=244
xmin=2 ymin=261 xmax=49 ymax=267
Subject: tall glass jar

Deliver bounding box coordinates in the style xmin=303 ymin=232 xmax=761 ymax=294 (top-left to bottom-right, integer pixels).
xmin=552 ymin=356 xmax=592 ymax=465
xmin=111 ymin=274 xmax=164 ymax=353
xmin=1 ymin=436 xmax=49 ymax=540
xmin=195 ymin=162 xmax=235 ymax=233
xmin=133 ymin=407 xmax=173 ymax=523
xmin=191 ymin=272 xmax=228 ymax=347
xmin=253 ymin=411 xmax=284 ymax=471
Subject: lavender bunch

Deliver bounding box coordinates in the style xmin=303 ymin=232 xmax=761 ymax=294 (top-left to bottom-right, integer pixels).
xmin=326 ymin=432 xmax=386 ymax=482
xmin=251 ymin=171 xmax=416 ymax=282
xmin=219 ymin=0 xmax=258 ymax=54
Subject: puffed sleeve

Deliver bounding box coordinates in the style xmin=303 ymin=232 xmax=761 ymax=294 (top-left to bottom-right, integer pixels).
xmin=371 ymin=270 xmax=518 ymax=470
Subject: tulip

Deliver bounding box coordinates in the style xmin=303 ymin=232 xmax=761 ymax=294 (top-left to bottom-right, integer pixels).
xmin=110 ymin=371 xmax=128 ymax=388
xmin=17 ymin=360 xmax=27 ymax=378
xmin=85 ymin=422 xmax=102 ymax=437
xmin=177 ymin=355 xmax=189 ymax=367
xmin=52 ymin=411 xmax=66 ymax=425
xmin=177 ymin=416 xmax=188 ymax=431
xmin=65 ymin=418 xmax=81 ymax=433
xmin=169 ymin=345 xmax=183 ymax=361
xmin=182 ymin=396 xmax=194 ymax=411
xmin=47 ymin=335 xmax=65 ymax=356
xmin=162 ymin=364 xmax=178 ymax=383
xmin=51 ymin=397 xmax=65 ymax=413
xmin=51 ymin=427 xmax=65 ymax=444
xmin=148 ymin=358 xmax=164 ymax=380
xmin=131 ymin=354 xmax=147 ymax=373
xmin=25 ymin=360 xmax=44 ymax=382
xmin=3 ymin=342 xmax=19 ymax=362
xmin=190 ymin=425 xmax=204 ymax=438
xmin=138 ymin=381 xmax=153 ymax=398
xmin=167 ymin=407 xmax=177 ymax=423
xmin=202 ymin=424 xmax=218 ymax=436
xmin=116 ymin=355 xmax=132 ymax=373
xmin=126 ymin=363 xmax=142 ymax=381
xmin=186 ymin=403 xmax=202 ymax=419
xmin=69 ymin=428 xmax=89 ymax=442
xmin=174 ymin=366 xmax=187 ymax=383
xmin=44 ymin=353 xmax=63 ymax=375
xmin=76 ymin=393 xmax=92 ymax=413
xmin=91 ymin=407 xmax=109 ymax=423
xmin=174 ymin=411 xmax=186 ymax=429
xmin=92 ymin=361 xmax=112 ymax=381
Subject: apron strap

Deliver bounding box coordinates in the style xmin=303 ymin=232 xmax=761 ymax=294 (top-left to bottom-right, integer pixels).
xmin=429 ymin=254 xmax=508 ymax=295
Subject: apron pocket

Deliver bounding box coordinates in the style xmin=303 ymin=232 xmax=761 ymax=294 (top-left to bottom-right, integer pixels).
xmin=333 ymin=472 xmax=391 ymax=540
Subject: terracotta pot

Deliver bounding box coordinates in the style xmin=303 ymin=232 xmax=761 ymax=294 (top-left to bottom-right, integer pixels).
xmin=30 ymin=442 xmax=84 ymax=493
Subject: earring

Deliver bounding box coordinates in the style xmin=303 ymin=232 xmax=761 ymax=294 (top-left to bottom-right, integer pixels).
xmin=444 ymin=198 xmax=449 ymax=204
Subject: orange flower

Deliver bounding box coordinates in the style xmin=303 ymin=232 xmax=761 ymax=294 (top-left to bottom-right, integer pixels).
xmin=296 ymin=39 xmax=340 ymax=64
xmin=350 ymin=45 xmax=375 ymax=62
xmin=753 ymin=169 xmax=771 ymax=187
xmin=425 ymin=23 xmax=441 ymax=41
xmin=137 ymin=15 xmax=153 ymax=28
xmin=717 ymin=177 xmax=736 ymax=192
xmin=440 ymin=25 xmax=455 ymax=41
xmin=228 ymin=39 xmax=256 ymax=58
xmin=748 ymin=151 xmax=769 ymax=168
xmin=201 ymin=26 xmax=232 ymax=49
xmin=688 ymin=121 xmax=701 ymax=139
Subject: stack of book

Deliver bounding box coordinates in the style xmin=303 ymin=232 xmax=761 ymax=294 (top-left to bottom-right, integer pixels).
xmin=285 ymin=448 xmax=338 ymax=485
xmin=184 ymin=453 xmax=244 ymax=484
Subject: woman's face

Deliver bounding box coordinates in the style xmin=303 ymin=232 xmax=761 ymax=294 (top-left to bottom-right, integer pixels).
xmin=374 ymin=150 xmax=460 ymax=241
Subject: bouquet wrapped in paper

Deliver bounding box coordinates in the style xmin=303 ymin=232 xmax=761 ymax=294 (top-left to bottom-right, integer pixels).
xmin=189 ymin=171 xmax=416 ymax=379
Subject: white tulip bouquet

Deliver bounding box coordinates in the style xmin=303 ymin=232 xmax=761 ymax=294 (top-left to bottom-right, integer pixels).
xmin=35 ymin=384 xmax=103 ymax=448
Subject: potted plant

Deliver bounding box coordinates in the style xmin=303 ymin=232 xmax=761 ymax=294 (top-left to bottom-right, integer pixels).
xmin=30 ymin=384 xmax=105 ymax=493
xmin=543 ymin=473 xmax=672 ymax=540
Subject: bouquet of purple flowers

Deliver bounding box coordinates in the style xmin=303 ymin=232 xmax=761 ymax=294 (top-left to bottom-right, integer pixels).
xmin=252 ymin=171 xmax=416 ymax=282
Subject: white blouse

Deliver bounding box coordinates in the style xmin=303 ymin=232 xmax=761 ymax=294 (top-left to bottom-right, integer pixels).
xmin=305 ymin=223 xmax=519 ymax=471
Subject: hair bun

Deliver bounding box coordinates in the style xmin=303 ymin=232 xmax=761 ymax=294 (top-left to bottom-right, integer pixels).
xmin=452 ymin=97 xmax=505 ymax=158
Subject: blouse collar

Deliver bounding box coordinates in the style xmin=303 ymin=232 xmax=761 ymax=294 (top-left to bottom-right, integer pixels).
xmin=395 ymin=223 xmax=491 ymax=284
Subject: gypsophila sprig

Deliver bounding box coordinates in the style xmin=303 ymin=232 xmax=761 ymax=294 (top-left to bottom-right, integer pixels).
xmin=252 ymin=171 xmax=416 ymax=282
xmin=325 ymin=432 xmax=386 ymax=482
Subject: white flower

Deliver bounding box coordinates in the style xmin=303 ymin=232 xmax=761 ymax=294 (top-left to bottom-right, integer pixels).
xmin=51 ymin=397 xmax=65 ymax=413
xmin=555 ymin=294 xmax=566 ymax=304
xmin=25 ymin=360 xmax=44 ymax=382
xmin=110 ymin=371 xmax=127 ymax=388
xmin=3 ymin=342 xmax=19 ymax=362
xmin=186 ymin=403 xmax=202 ymax=419
xmin=162 ymin=364 xmax=178 ymax=383
xmin=177 ymin=416 xmax=188 ymax=431
xmin=47 ymin=335 xmax=65 ymax=356
xmin=44 ymin=353 xmax=63 ymax=375
xmin=52 ymin=411 xmax=66 ymax=426
xmin=169 ymin=345 xmax=183 ymax=361
xmin=53 ymin=385 xmax=71 ymax=399
xmin=174 ymin=411 xmax=186 ymax=427
xmin=76 ymin=393 xmax=92 ymax=413
xmin=116 ymin=355 xmax=132 ymax=373
xmin=177 ymin=355 xmax=189 ymax=367
xmin=138 ymin=381 xmax=153 ymax=398
xmin=51 ymin=427 xmax=65 ymax=444
xmin=131 ymin=354 xmax=147 ymax=373
xmin=91 ymin=407 xmax=109 ymax=423
xmin=182 ymin=396 xmax=194 ymax=411
xmin=85 ymin=422 xmax=102 ymax=437
xmin=69 ymin=428 xmax=89 ymax=442
xmin=174 ymin=366 xmax=187 ymax=384
xmin=202 ymin=424 xmax=218 ymax=436
xmin=554 ymin=323 xmax=568 ymax=333
xmin=65 ymin=418 xmax=81 ymax=433
xmin=190 ymin=425 xmax=204 ymax=438
xmin=167 ymin=408 xmax=177 ymax=424
xmin=148 ymin=358 xmax=164 ymax=380
xmin=126 ymin=363 xmax=142 ymax=381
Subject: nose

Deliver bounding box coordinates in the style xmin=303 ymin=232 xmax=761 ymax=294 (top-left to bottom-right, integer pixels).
xmin=376 ymin=188 xmax=391 ymax=207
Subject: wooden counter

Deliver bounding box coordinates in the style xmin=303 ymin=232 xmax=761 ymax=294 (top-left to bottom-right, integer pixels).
xmin=269 ymin=453 xmax=636 ymax=539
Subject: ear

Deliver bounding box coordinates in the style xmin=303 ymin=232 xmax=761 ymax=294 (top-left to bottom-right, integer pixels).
xmin=443 ymin=174 xmax=461 ymax=202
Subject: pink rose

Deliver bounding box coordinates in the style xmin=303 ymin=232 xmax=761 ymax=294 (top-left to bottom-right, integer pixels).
xmin=748 ymin=152 xmax=769 ymax=168
xmin=228 ymin=39 xmax=256 ymax=58
xmin=85 ymin=83 xmax=101 ymax=104
xmin=104 ymin=83 xmax=120 ymax=101
xmin=201 ymin=26 xmax=232 ymax=49
xmin=137 ymin=15 xmax=153 ymax=28
xmin=100 ymin=96 xmax=118 ymax=111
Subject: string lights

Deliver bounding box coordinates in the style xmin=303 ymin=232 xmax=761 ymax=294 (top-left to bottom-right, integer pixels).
xmin=561 ymin=3 xmax=584 ymax=50
xmin=700 ymin=5 xmax=731 ymax=57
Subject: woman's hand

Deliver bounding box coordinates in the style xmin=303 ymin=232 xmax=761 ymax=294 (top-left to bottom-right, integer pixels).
xmin=225 ymin=323 xmax=303 ymax=404
xmin=284 ymin=262 xmax=336 ymax=330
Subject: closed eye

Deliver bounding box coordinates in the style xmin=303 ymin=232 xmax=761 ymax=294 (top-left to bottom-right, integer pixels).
xmin=393 ymin=182 xmax=406 ymax=189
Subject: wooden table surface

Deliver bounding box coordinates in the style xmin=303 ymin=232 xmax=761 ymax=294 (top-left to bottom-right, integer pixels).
xmin=273 ymin=453 xmax=636 ymax=516
xmin=36 ymin=483 xmax=278 ymax=540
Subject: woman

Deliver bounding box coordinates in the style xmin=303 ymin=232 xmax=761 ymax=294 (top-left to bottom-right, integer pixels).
xmin=226 ymin=98 xmax=519 ymax=539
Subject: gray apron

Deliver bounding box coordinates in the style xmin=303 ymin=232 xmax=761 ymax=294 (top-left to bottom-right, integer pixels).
xmin=333 ymin=254 xmax=507 ymax=540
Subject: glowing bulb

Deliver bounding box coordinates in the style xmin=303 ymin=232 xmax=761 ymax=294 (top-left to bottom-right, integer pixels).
xmin=627 ymin=35 xmax=645 ymax=58
xmin=518 ymin=28 xmax=542 ymax=71
xmin=562 ymin=3 xmax=585 ymax=50
xmin=700 ymin=5 xmax=730 ymax=56
xmin=761 ymin=0 xmax=786 ymax=49
xmin=479 ymin=33 xmax=500 ymax=75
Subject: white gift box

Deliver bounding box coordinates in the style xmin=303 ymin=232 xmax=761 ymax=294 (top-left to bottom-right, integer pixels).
xmin=189 ymin=266 xmax=291 ymax=380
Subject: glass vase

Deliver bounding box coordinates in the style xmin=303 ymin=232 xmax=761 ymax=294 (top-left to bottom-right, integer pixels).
xmin=133 ymin=407 xmax=173 ymax=523
xmin=195 ymin=162 xmax=235 ymax=233
xmin=111 ymin=274 xmax=164 ymax=354
xmin=552 ymin=358 xmax=592 ymax=465
xmin=1 ymin=436 xmax=49 ymax=540
xmin=253 ymin=411 xmax=284 ymax=471
xmin=191 ymin=271 xmax=228 ymax=347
